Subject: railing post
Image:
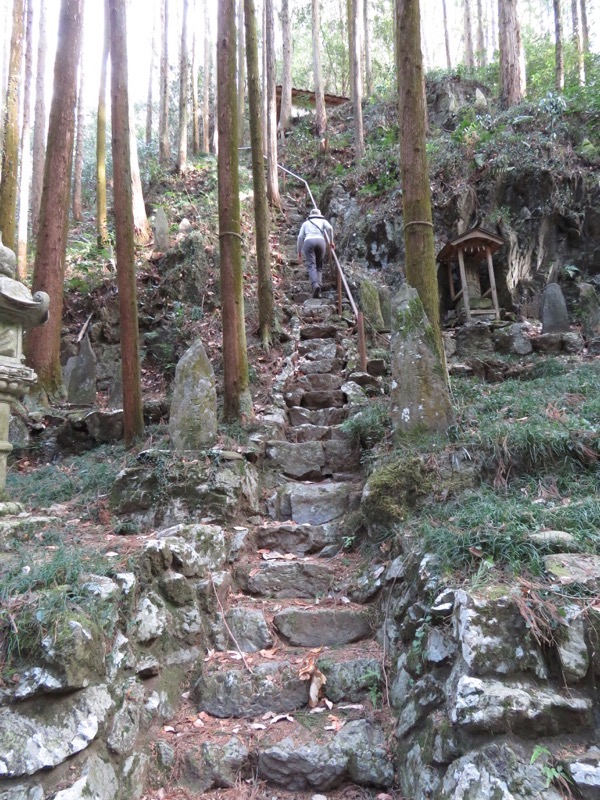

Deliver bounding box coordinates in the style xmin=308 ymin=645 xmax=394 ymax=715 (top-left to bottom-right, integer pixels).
xmin=337 ymin=267 xmax=343 ymax=315
xmin=357 ymin=311 xmax=367 ymax=372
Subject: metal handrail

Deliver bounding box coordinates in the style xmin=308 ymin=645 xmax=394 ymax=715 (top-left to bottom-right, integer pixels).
xmin=274 ymin=162 xmax=367 ymax=372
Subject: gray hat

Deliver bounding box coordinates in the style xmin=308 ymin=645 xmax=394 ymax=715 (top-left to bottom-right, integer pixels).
xmin=308 ymin=208 xmax=321 ymax=218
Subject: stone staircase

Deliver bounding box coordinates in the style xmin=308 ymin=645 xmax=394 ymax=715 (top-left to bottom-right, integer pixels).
xmin=154 ymin=198 xmax=397 ymax=797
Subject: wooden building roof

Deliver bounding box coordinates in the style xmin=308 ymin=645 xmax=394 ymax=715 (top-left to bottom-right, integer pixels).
xmin=437 ymin=226 xmax=505 ymax=263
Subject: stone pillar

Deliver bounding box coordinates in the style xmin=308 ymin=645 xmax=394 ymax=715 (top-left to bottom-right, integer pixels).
xmin=0 ymin=235 xmax=50 ymax=497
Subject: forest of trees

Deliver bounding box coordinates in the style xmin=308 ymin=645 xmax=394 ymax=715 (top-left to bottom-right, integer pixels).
xmin=0 ymin=0 xmax=597 ymax=427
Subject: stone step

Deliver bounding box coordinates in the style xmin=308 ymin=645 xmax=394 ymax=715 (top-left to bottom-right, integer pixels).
xmin=284 ymin=388 xmax=346 ymax=409
xmin=298 ymin=338 xmax=342 ymax=360
xmin=269 ymin=480 xmax=359 ymax=526
xmin=292 ymin=372 xmax=345 ymax=391
xmin=234 ymin=557 xmax=341 ymax=599
xmin=299 ymin=357 xmax=346 ymax=375
xmin=265 ymin=438 xmax=358 ymax=481
xmin=288 ymin=406 xmax=349 ymax=427
xmin=300 ymin=322 xmax=340 ymax=340
xmin=253 ymin=520 xmax=340 ymax=556
xmin=273 ymin=606 xmax=375 ymax=647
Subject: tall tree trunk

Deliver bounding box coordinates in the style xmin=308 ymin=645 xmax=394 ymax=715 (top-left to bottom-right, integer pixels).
xmin=396 ymin=0 xmax=445 ymax=363
xmin=237 ymin=0 xmax=245 ymax=145
xmin=0 ymin=0 xmax=25 ymax=251
xmin=245 ymin=0 xmax=273 ymax=349
xmin=31 ymin=0 xmax=47 ymax=238
xmin=498 ymin=0 xmax=525 ymax=107
xmin=476 ymin=0 xmax=486 ymax=65
xmin=463 ymin=0 xmax=474 ymax=68
xmin=265 ymin=0 xmax=280 ymax=206
xmin=364 ymin=0 xmax=372 ymax=96
xmin=108 ymin=0 xmax=144 ymax=445
xmin=349 ymin=0 xmax=365 ymax=160
xmin=159 ymin=0 xmax=170 ymax=164
xmin=202 ymin=0 xmax=211 ymax=151
xmin=16 ymin=0 xmax=33 ymax=279
xmin=130 ymin=121 xmax=152 ymax=244
xmin=280 ymin=0 xmax=293 ymax=136
xmin=312 ymin=0 xmax=327 ymax=136
xmin=146 ymin=0 xmax=157 ymax=146
xmin=190 ymin=2 xmax=200 ymax=154
xmin=580 ymin=0 xmax=589 ymax=59
xmin=72 ymin=44 xmax=85 ymax=222
xmin=218 ymin=0 xmax=250 ymax=421
xmin=177 ymin=0 xmax=189 ymax=173
xmin=442 ymin=0 xmax=452 ymax=68
xmin=571 ymin=0 xmax=585 ymax=85
xmin=96 ymin=0 xmax=109 ymax=248
xmin=554 ymin=0 xmax=564 ymax=91
xmin=25 ymin=0 xmax=83 ymax=400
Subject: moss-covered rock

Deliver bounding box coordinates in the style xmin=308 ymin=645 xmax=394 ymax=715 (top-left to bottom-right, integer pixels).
xmin=361 ymin=455 xmax=433 ymax=527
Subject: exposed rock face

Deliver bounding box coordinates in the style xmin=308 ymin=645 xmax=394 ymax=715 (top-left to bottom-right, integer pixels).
xmin=389 ymin=285 xmax=454 ymax=434
xmin=168 ymin=339 xmax=218 ymax=451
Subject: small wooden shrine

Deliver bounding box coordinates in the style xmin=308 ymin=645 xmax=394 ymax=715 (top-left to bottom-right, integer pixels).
xmin=437 ymin=226 xmax=505 ymax=322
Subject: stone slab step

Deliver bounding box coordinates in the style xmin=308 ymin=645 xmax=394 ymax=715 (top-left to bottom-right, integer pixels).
xmin=292 ymin=373 xmax=345 ymax=391
xmin=234 ymin=559 xmax=339 ymax=599
xmin=299 ymin=358 xmax=346 ymax=375
xmin=254 ymin=520 xmax=340 ymax=556
xmin=269 ymin=480 xmax=358 ymax=526
xmin=274 ymin=606 xmax=375 ymax=647
xmin=300 ymin=322 xmax=340 ymax=340
xmin=298 ymin=339 xmax=341 ymax=360
xmin=288 ymin=406 xmax=348 ymax=427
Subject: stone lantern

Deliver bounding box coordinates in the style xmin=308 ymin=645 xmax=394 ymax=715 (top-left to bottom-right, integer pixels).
xmin=0 ymin=236 xmax=50 ymax=495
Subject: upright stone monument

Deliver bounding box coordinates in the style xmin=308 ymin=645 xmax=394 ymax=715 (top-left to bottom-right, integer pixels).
xmin=390 ymin=284 xmax=454 ymax=435
xmin=153 ymin=207 xmax=169 ymax=252
xmin=0 ymin=236 xmax=50 ymax=494
xmin=542 ymin=283 xmax=570 ymax=334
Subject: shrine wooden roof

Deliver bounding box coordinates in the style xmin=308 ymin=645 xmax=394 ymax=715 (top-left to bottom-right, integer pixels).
xmin=437 ymin=226 xmax=505 ymax=263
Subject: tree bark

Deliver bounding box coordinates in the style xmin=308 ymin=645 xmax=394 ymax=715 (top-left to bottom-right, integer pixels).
xmin=396 ymin=0 xmax=445 ymax=364
xmin=554 ymin=0 xmax=564 ymax=91
xmin=463 ymin=0 xmax=474 ymax=68
xmin=312 ymin=0 xmax=327 ymax=136
xmin=0 ymin=0 xmax=25 ymax=251
xmin=31 ymin=0 xmax=47 ymax=239
xmin=190 ymin=1 xmax=200 ymax=154
xmin=16 ymin=0 xmax=34 ymax=279
xmin=159 ymin=0 xmax=170 ymax=164
xmin=108 ymin=0 xmax=144 ymax=445
xmin=245 ymin=0 xmax=273 ymax=349
xmin=265 ymin=0 xmax=280 ymax=206
xmin=442 ymin=0 xmax=452 ymax=68
xmin=72 ymin=41 xmax=85 ymax=222
xmin=279 ymin=0 xmax=293 ymax=136
xmin=237 ymin=0 xmax=245 ymax=145
xmin=571 ymin=0 xmax=585 ymax=85
xmin=130 ymin=123 xmax=152 ymax=244
xmin=349 ymin=0 xmax=365 ymax=160
xmin=498 ymin=0 xmax=525 ymax=107
xmin=177 ymin=0 xmax=189 ymax=173
xmin=218 ymin=0 xmax=250 ymax=421
xmin=202 ymin=0 xmax=211 ymax=152
xmin=476 ymin=0 xmax=486 ymax=65
xmin=96 ymin=0 xmax=109 ymax=248
xmin=364 ymin=0 xmax=372 ymax=96
xmin=580 ymin=0 xmax=589 ymax=59
xmin=146 ymin=0 xmax=157 ymax=146
xmin=25 ymin=0 xmax=83 ymax=400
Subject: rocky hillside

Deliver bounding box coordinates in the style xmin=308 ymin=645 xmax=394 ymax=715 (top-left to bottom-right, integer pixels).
xmin=0 ymin=77 xmax=599 ymax=800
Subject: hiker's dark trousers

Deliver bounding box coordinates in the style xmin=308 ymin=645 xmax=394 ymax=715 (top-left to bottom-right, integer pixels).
xmin=302 ymin=237 xmax=326 ymax=287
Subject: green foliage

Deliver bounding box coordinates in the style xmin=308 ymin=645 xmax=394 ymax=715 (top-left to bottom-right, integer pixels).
xmin=7 ymin=445 xmax=124 ymax=512
xmin=0 ymin=546 xmax=113 ymax=670
xmin=530 ymin=746 xmax=573 ymax=792
xmin=341 ymin=402 xmax=390 ymax=451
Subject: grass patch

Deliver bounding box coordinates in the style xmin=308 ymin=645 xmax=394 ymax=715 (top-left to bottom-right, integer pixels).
xmin=7 ymin=444 xmax=125 ymax=512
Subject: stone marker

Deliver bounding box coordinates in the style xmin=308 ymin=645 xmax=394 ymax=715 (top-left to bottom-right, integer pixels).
xmin=0 ymin=236 xmax=49 ymax=495
xmin=63 ymin=334 xmax=97 ymax=405
xmin=541 ymin=282 xmax=570 ymax=334
xmin=169 ymin=339 xmax=217 ymax=450
xmin=390 ymin=284 xmax=454 ymax=434
xmin=154 ymin=207 xmax=169 ymax=252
